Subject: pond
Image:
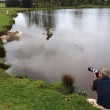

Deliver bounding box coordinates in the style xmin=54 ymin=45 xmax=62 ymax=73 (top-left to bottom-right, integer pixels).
xmin=4 ymin=8 xmax=110 ymax=98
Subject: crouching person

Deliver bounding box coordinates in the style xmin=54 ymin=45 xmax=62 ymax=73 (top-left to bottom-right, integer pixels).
xmin=87 ymin=67 xmax=110 ymax=110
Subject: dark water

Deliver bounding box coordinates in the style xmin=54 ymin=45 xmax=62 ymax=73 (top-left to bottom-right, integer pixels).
xmin=4 ymin=9 xmax=110 ymax=98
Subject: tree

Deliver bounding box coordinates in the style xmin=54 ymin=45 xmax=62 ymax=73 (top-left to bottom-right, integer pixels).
xmin=73 ymin=0 xmax=81 ymax=5
xmin=5 ymin=0 xmax=20 ymax=7
xmin=21 ymin=0 xmax=33 ymax=8
xmin=68 ymin=0 xmax=74 ymax=6
xmin=106 ymin=0 xmax=110 ymax=5
xmin=96 ymin=0 xmax=104 ymax=4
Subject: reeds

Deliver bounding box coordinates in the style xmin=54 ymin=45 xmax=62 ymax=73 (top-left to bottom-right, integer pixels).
xmin=62 ymin=74 xmax=75 ymax=94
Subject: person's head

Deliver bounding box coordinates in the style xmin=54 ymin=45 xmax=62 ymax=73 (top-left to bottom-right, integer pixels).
xmin=98 ymin=67 xmax=110 ymax=78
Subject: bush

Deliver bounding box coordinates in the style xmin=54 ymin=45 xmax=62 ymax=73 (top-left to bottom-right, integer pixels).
xmin=0 ymin=62 xmax=11 ymax=70
xmin=21 ymin=0 xmax=33 ymax=8
xmin=62 ymin=74 xmax=75 ymax=94
xmin=0 ymin=39 xmax=3 ymax=46
xmin=5 ymin=0 xmax=20 ymax=7
xmin=0 ymin=46 xmax=6 ymax=58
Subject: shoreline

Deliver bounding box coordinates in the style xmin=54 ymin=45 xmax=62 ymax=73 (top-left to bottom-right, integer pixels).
xmin=0 ymin=5 xmax=110 ymax=35
xmin=0 ymin=8 xmax=31 ymax=70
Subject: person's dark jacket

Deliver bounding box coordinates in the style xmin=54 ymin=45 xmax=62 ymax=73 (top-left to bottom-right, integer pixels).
xmin=92 ymin=76 xmax=110 ymax=109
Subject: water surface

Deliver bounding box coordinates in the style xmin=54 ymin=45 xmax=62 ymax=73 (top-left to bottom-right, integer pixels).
xmin=5 ymin=9 xmax=110 ymax=98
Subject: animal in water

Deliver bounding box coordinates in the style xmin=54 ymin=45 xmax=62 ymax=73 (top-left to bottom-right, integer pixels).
xmin=46 ymin=27 xmax=53 ymax=40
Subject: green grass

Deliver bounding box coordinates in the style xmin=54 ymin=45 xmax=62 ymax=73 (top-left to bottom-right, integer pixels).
xmin=0 ymin=8 xmax=14 ymax=33
xmin=0 ymin=14 xmax=12 ymax=32
xmin=0 ymin=69 xmax=100 ymax=110
xmin=0 ymin=3 xmax=5 ymax=7
xmin=0 ymin=8 xmax=33 ymax=34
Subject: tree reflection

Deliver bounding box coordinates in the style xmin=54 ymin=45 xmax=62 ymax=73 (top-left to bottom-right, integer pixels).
xmin=23 ymin=10 xmax=56 ymax=29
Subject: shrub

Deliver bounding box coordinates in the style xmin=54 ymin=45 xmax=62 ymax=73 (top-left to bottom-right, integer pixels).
xmin=0 ymin=46 xmax=6 ymax=58
xmin=0 ymin=62 xmax=11 ymax=70
xmin=5 ymin=0 xmax=20 ymax=7
xmin=0 ymin=39 xmax=3 ymax=46
xmin=62 ymin=74 xmax=75 ymax=94
xmin=62 ymin=74 xmax=75 ymax=87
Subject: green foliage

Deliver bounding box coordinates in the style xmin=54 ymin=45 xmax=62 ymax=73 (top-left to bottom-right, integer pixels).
xmin=73 ymin=0 xmax=81 ymax=5
xmin=31 ymin=0 xmax=110 ymax=7
xmin=51 ymin=82 xmax=69 ymax=94
xmin=62 ymin=74 xmax=75 ymax=87
xmin=3 ymin=0 xmax=110 ymax=8
xmin=0 ymin=14 xmax=12 ymax=33
xmin=0 ymin=3 xmax=5 ymax=7
xmin=106 ymin=0 xmax=110 ymax=5
xmin=5 ymin=0 xmax=21 ymax=7
xmin=32 ymin=80 xmax=49 ymax=88
xmin=0 ymin=69 xmax=12 ymax=79
xmin=21 ymin=0 xmax=33 ymax=8
xmin=0 ymin=62 xmax=11 ymax=70
xmin=96 ymin=0 xmax=104 ymax=5
xmin=0 ymin=8 xmax=32 ymax=35
xmin=0 ymin=39 xmax=3 ymax=46
xmin=0 ymin=58 xmax=11 ymax=70
xmin=0 ymin=46 xmax=6 ymax=58
xmin=14 ymin=74 xmax=28 ymax=79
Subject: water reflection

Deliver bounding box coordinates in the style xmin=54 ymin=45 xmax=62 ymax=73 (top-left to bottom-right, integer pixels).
xmin=5 ymin=9 xmax=110 ymax=98
xmin=24 ymin=10 xmax=56 ymax=29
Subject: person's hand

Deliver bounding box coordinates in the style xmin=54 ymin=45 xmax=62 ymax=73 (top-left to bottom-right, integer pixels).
xmin=93 ymin=73 xmax=97 ymax=80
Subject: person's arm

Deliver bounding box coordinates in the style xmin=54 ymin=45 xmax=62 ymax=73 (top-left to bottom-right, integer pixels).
xmin=91 ymin=73 xmax=97 ymax=91
xmin=91 ymin=81 xmax=96 ymax=91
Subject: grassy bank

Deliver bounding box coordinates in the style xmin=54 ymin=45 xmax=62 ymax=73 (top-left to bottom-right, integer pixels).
xmin=0 ymin=69 xmax=100 ymax=110
xmin=0 ymin=8 xmax=33 ymax=69
xmin=0 ymin=8 xmax=32 ymax=35
xmin=0 ymin=10 xmax=12 ymax=35
xmin=0 ymin=3 xmax=5 ymax=7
